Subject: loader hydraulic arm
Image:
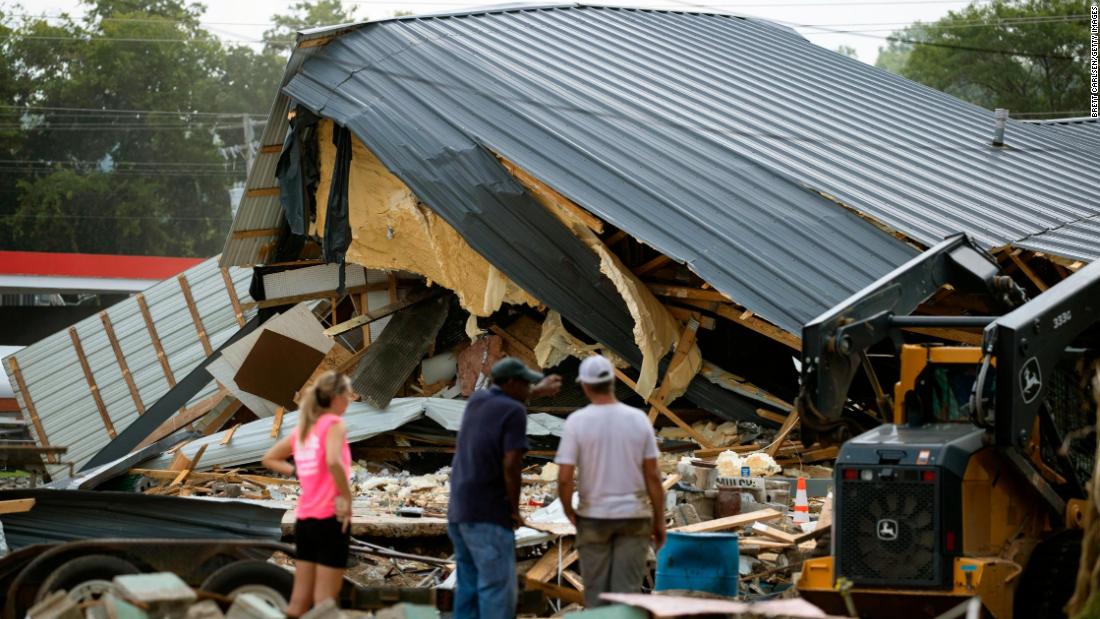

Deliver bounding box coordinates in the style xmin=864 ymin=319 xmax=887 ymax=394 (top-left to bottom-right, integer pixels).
xmin=796 ymin=234 xmax=1025 ymax=442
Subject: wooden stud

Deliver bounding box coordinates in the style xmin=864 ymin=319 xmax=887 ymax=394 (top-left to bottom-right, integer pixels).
xmin=271 ymin=407 xmax=286 ymax=438
xmin=0 ymin=498 xmax=35 ymax=515
xmin=201 ymin=399 xmax=244 ymax=436
xmin=634 ymin=255 xmax=671 ymax=276
xmin=136 ymin=294 xmax=176 ymax=388
xmin=5 ymin=357 xmax=53 ymax=461
xmin=603 ymin=229 xmax=628 ymax=247
xmin=671 ymin=508 xmax=782 ymax=533
xmin=527 ymin=538 xmax=578 ymax=582
xmin=220 ymin=423 xmax=242 ymax=446
xmin=170 ymin=444 xmax=207 ymax=487
xmin=1008 ymin=251 xmax=1049 ymax=292
xmin=220 ymin=268 xmax=246 ymax=327
xmin=614 ymin=368 xmax=714 ymax=449
xmin=647 ymin=320 xmax=699 ymax=424
xmin=765 ymin=411 xmax=800 ymax=458
xmin=523 ymin=579 xmax=584 ymax=605
xmin=178 ymin=275 xmax=212 ymax=356
xmin=131 ymin=468 xmax=298 ymax=486
xmin=69 ymin=327 xmax=117 ymax=439
xmin=245 ymin=187 xmax=280 ymax=198
xmin=324 ymin=289 xmax=443 ymax=337
xmin=388 ymin=273 xmax=398 ymax=304
xmin=648 ymin=283 xmax=729 ymax=302
xmin=667 ymin=307 xmax=715 ymax=329
xmin=672 ymin=298 xmax=801 ymax=350
xmin=259 ymin=144 xmax=282 ymax=154
xmin=359 ymin=292 xmax=372 ymax=347
xmin=755 ymin=408 xmax=791 ymax=426
xmin=137 ymin=389 xmax=231 ymax=449
xmin=231 ymin=228 xmax=280 ymax=239
xmin=100 ymin=312 xmax=145 ymax=416
xmin=561 ymin=570 xmax=584 ymax=592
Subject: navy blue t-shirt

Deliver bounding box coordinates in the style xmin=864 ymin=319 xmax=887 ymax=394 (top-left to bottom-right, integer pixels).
xmin=448 ymin=387 xmax=529 ymax=526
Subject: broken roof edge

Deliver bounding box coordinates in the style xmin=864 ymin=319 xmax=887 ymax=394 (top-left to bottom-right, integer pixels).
xmin=312 ymin=2 xmax=772 ymax=29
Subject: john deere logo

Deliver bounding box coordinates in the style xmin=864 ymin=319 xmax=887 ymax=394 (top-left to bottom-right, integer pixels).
xmin=877 ymin=519 xmax=899 ymax=541
xmin=1020 ymin=357 xmax=1042 ymax=404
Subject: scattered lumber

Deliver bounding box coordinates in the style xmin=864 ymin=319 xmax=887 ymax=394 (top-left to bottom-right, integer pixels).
xmin=0 ymin=498 xmax=35 ymax=514
xmin=671 ymin=508 xmax=782 ymax=533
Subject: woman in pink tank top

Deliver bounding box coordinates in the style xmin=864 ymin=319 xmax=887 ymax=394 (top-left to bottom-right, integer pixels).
xmin=262 ymin=371 xmax=354 ymax=617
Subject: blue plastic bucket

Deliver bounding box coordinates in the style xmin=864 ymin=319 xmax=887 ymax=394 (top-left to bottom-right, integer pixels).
xmin=654 ymin=531 xmax=740 ymax=596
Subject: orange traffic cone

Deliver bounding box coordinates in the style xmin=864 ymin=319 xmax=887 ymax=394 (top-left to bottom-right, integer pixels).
xmin=792 ymin=476 xmax=810 ymax=524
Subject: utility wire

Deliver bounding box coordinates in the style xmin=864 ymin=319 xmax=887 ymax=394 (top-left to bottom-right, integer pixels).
xmin=0 ymin=104 xmax=266 ymax=117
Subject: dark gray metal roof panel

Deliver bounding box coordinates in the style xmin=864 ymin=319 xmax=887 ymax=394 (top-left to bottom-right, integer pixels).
xmin=284 ymin=6 xmax=917 ymax=336
xmin=289 ymin=6 xmax=1099 ymax=263
xmin=1027 ymin=117 xmax=1100 ymax=151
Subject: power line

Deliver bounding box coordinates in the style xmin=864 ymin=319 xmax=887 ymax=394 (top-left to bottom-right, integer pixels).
xmin=0 ymin=212 xmax=234 ymax=222
xmin=0 ymin=105 xmax=266 ymax=117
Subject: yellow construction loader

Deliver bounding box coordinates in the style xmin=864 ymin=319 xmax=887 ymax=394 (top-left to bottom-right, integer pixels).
xmin=794 ymin=234 xmax=1096 ymax=618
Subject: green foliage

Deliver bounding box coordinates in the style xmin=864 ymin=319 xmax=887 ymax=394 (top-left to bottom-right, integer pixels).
xmin=263 ymin=0 xmax=357 ymax=54
xmin=835 ymin=44 xmax=858 ymax=59
xmin=874 ymin=25 xmax=926 ymax=74
xmin=0 ymin=0 xmax=336 ymax=257
xmin=875 ymin=0 xmax=1092 ymax=115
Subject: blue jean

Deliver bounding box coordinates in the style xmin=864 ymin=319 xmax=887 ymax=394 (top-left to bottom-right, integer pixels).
xmin=448 ymin=522 xmax=516 ymax=619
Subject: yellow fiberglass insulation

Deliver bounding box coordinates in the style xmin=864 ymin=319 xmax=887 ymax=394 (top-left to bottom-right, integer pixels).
xmin=315 ymin=120 xmax=538 ymax=317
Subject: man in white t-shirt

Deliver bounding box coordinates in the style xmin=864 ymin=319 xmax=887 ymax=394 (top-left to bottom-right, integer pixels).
xmin=555 ymin=355 xmax=666 ymax=608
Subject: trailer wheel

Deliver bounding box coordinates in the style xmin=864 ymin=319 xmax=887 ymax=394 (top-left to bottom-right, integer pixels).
xmin=200 ymin=560 xmax=293 ymax=610
xmin=34 ymin=555 xmax=140 ymax=603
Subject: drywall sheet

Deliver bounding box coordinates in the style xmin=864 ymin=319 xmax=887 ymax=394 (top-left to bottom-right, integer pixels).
xmin=234 ymin=330 xmax=326 ymax=410
xmin=208 ymin=304 xmax=333 ymax=417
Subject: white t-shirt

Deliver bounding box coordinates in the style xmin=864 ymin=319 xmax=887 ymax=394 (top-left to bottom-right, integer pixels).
xmin=555 ymin=401 xmax=660 ymax=519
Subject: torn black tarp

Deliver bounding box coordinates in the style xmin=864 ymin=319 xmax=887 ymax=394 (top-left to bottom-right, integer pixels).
xmin=275 ymin=106 xmax=321 ymax=237
xmin=0 ymin=490 xmax=284 ymax=549
xmin=351 ymin=294 xmax=451 ymax=409
xmin=323 ymin=123 xmax=354 ymax=292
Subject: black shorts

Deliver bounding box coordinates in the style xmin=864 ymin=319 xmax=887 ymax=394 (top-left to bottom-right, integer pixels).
xmin=294 ymin=517 xmax=350 ymax=568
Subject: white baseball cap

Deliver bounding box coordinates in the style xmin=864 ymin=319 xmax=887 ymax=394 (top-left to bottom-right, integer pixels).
xmin=576 ymin=354 xmax=615 ymax=384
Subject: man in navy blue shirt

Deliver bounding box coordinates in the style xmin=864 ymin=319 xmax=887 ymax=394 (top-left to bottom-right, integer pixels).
xmin=448 ymin=357 xmax=561 ymax=619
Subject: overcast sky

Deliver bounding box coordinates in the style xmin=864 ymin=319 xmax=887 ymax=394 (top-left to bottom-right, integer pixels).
xmin=16 ymin=0 xmax=973 ymax=64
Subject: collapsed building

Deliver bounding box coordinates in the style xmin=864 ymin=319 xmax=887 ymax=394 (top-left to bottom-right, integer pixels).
xmin=2 ymin=3 xmax=1100 ymax=612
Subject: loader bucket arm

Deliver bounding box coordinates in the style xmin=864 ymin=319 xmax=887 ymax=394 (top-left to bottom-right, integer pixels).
xmin=796 ymin=234 xmax=1024 ymax=442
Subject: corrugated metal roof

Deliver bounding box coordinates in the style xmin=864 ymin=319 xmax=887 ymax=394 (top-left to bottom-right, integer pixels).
xmin=293 ymin=6 xmax=1099 ymax=260
xmin=0 ymin=489 xmax=284 ymax=549
xmin=1 ymin=258 xmax=254 ymax=478
xmin=281 ymin=5 xmax=920 ymax=338
xmin=143 ymin=395 xmax=568 ymax=472
xmin=228 ymin=5 xmax=1099 ymax=328
xmin=1026 ymin=116 xmax=1100 ymax=150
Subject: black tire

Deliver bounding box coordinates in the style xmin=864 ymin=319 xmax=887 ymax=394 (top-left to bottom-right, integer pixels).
xmin=1014 ymin=530 xmax=1083 ymax=619
xmin=200 ymin=560 xmax=294 ymax=610
xmin=34 ymin=554 xmax=140 ymax=603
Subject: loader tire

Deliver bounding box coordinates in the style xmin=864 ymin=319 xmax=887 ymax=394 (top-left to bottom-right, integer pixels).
xmin=1014 ymin=530 xmax=1082 ymax=619
xmin=34 ymin=554 xmax=139 ymax=603
xmin=200 ymin=560 xmax=293 ymax=610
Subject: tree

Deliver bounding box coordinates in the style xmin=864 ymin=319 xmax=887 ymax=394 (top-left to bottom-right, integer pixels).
xmin=263 ymin=0 xmax=358 ymax=54
xmin=877 ymin=0 xmax=1092 ymax=115
xmin=874 ymin=25 xmax=926 ymax=74
xmin=0 ymin=0 xmax=289 ymax=256
xmin=835 ymin=45 xmax=858 ymax=59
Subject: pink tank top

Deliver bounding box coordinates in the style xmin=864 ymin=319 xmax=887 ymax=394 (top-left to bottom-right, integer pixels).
xmin=292 ymin=414 xmax=352 ymax=520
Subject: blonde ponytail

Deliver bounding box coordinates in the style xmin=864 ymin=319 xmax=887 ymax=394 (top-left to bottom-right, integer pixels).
xmin=297 ymin=370 xmax=352 ymax=441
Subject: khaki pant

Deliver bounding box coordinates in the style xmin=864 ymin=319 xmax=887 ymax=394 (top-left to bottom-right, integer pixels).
xmin=575 ymin=515 xmax=652 ymax=608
